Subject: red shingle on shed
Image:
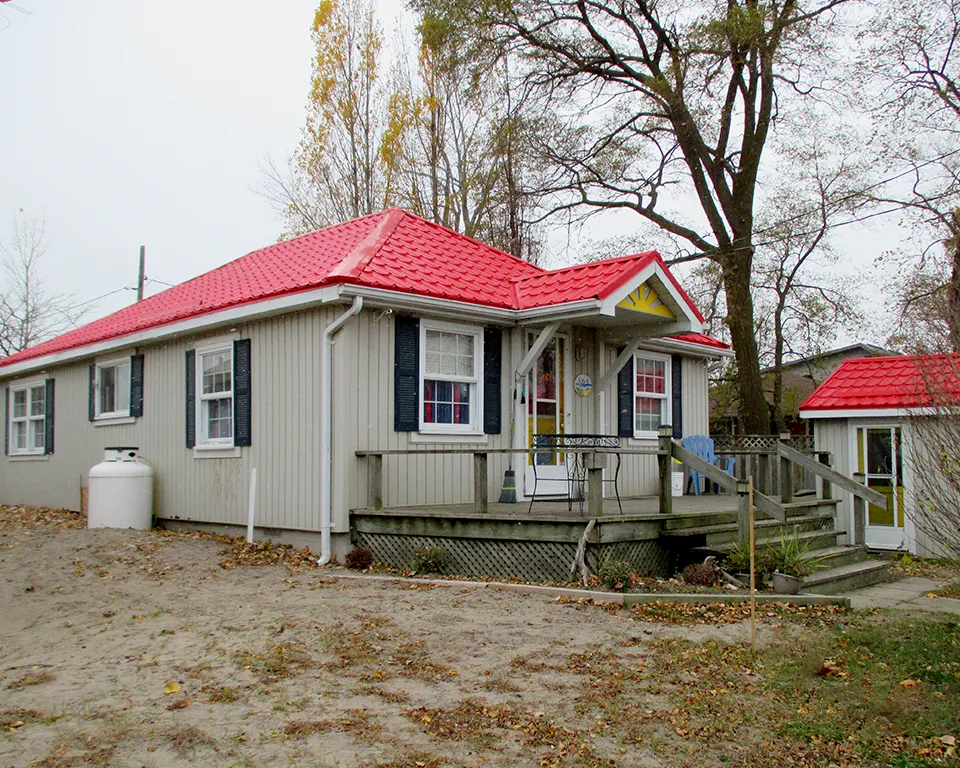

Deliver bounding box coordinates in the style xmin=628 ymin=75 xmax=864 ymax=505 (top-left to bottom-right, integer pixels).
xmin=800 ymin=354 xmax=960 ymax=412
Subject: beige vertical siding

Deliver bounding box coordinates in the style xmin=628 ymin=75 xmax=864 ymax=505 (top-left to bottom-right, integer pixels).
xmin=812 ymin=418 xmax=851 ymax=542
xmin=1 ymin=307 xmax=716 ymax=528
xmin=343 ymin=311 xmax=513 ymax=514
xmin=0 ymin=306 xmax=339 ymax=532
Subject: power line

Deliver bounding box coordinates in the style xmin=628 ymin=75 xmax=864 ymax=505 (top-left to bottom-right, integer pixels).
xmin=74 ymin=286 xmax=137 ymax=309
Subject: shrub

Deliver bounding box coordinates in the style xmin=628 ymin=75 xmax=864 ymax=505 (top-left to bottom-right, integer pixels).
xmin=413 ymin=545 xmax=447 ymax=573
xmin=598 ymin=560 xmax=634 ymax=591
xmin=344 ymin=548 xmax=374 ymax=570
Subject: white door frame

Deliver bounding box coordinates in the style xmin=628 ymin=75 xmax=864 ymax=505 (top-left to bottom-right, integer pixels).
xmin=847 ymin=420 xmax=916 ymax=552
xmin=522 ymin=332 xmax=573 ymax=498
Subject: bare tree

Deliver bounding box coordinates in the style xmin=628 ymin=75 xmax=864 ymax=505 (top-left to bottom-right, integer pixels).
xmin=0 ymin=213 xmax=86 ymax=357
xmin=860 ymin=0 xmax=960 ymax=351
xmin=904 ymin=354 xmax=960 ymax=558
xmin=415 ymin=0 xmax=853 ymax=433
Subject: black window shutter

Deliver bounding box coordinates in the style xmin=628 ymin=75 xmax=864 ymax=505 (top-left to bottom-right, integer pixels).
xmin=233 ymin=339 xmax=252 ymax=446
xmin=185 ymin=349 xmax=196 ymax=448
xmin=43 ymin=379 xmax=55 ymax=455
xmin=88 ymin=364 xmax=96 ymax=422
xmin=3 ymin=387 xmax=9 ymax=455
xmin=671 ymin=355 xmax=683 ymax=438
xmin=130 ymin=354 xmax=144 ymax=418
xmin=617 ymin=349 xmax=634 ymax=438
xmin=394 ymin=315 xmax=420 ymax=431
xmin=483 ymin=328 xmax=502 ymax=434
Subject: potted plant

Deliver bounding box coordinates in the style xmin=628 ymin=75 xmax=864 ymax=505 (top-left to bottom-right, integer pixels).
xmin=764 ymin=527 xmax=817 ymax=595
xmin=722 ymin=540 xmax=767 ymax=590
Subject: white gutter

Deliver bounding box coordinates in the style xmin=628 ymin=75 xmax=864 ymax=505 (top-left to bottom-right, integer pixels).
xmin=318 ymin=296 xmax=363 ymax=566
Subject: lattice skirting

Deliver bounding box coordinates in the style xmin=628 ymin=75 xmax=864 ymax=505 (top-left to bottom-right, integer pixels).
xmin=353 ymin=532 xmax=673 ymax=582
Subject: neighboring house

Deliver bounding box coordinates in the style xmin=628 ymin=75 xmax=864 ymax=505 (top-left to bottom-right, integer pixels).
xmin=0 ymin=209 xmax=730 ymax=559
xmin=712 ymin=343 xmax=895 ymax=435
xmin=800 ymin=354 xmax=960 ymax=556
xmin=772 ymin=343 xmax=894 ymax=386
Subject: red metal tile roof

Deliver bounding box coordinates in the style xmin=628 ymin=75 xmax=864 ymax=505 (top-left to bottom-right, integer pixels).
xmin=800 ymin=354 xmax=960 ymax=412
xmin=670 ymin=333 xmax=730 ymax=350
xmin=0 ymin=209 xmax=720 ymax=368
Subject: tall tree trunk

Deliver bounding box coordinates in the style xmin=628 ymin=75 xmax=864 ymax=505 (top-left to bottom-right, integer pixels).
xmin=948 ymin=210 xmax=960 ymax=352
xmin=721 ymin=251 xmax=768 ymax=434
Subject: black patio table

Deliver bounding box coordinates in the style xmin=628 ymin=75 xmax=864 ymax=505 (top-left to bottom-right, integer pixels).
xmin=528 ymin=433 xmax=623 ymax=515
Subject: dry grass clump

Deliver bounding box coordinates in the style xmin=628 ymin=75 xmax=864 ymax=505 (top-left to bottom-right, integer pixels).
xmin=7 ymin=669 xmax=55 ymax=689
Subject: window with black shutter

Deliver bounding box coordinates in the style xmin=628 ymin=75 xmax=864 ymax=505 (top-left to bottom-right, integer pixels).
xmin=394 ymin=315 xmax=420 ymax=431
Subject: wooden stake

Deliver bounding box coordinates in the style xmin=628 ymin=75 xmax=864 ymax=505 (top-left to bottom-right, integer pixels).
xmin=749 ymin=475 xmax=756 ymax=654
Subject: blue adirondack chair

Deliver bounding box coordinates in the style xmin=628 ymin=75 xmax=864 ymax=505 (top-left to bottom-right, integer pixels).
xmin=681 ymin=435 xmax=735 ymax=495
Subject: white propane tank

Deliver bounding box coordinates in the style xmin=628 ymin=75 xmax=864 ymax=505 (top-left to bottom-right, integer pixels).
xmin=88 ymin=447 xmax=155 ymax=529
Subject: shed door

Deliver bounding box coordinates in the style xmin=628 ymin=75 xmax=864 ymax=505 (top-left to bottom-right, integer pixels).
xmin=857 ymin=426 xmax=907 ymax=550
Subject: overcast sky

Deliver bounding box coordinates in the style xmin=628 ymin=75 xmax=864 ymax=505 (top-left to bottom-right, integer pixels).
xmin=0 ymin=0 xmax=397 ymax=319
xmin=0 ymin=0 xmax=897 ymax=347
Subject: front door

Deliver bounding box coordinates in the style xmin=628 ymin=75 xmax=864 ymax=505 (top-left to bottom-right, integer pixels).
xmin=857 ymin=426 xmax=907 ymax=550
xmin=525 ymin=334 xmax=569 ymax=496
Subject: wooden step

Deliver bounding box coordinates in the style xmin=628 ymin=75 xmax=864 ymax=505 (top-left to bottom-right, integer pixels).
xmin=801 ymin=559 xmax=894 ymax=595
xmin=704 ymin=527 xmax=845 ymax=554
xmin=661 ymin=514 xmax=835 ymax=542
xmin=803 ymin=544 xmax=870 ymax=570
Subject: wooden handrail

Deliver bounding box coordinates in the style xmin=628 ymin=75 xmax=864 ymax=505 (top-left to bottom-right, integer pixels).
xmin=355 ymin=448 xmax=663 ymax=457
xmin=672 ymin=440 xmax=786 ymax=522
xmin=777 ymin=443 xmax=887 ymax=508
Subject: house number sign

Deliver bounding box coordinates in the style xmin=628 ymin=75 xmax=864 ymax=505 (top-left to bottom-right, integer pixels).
xmin=574 ymin=374 xmax=593 ymax=397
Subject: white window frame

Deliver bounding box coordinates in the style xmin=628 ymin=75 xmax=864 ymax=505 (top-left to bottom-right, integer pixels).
xmin=196 ymin=341 xmax=235 ymax=448
xmin=633 ymin=351 xmax=672 ymax=439
xmin=94 ymin=356 xmax=132 ymax=420
xmin=8 ymin=378 xmax=47 ymax=456
xmin=418 ymin=319 xmax=484 ymax=435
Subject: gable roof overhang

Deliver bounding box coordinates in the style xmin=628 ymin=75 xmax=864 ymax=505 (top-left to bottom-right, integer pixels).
xmin=516 ymin=259 xmax=704 ymax=335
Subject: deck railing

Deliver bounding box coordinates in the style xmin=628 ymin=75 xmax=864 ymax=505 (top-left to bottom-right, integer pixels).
xmin=355 ymin=430 xmax=887 ymax=545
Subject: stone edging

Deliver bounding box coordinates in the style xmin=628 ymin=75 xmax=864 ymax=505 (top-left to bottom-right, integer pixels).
xmin=325 ymin=571 xmax=851 ymax=607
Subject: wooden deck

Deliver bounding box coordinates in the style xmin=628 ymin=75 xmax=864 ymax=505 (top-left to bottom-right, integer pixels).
xmin=352 ymin=493 xmax=741 ymax=522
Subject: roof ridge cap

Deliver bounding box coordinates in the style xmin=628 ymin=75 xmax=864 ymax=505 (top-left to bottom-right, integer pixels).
xmin=328 ymin=209 xmax=407 ymax=279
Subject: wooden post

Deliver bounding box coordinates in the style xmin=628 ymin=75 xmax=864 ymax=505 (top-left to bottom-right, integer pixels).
xmin=587 ymin=465 xmax=604 ymax=517
xmin=852 ymin=471 xmax=866 ymax=546
xmin=658 ymin=426 xmax=673 ymax=516
xmin=779 ymin=432 xmax=794 ymax=504
xmin=473 ymin=453 xmax=488 ymax=514
xmin=368 ymin=454 xmax=383 ymax=510
xmin=737 ymin=480 xmax=751 ymax=544
xmin=757 ymin=452 xmax=769 ymax=494
xmin=818 ymin=452 xmax=832 ymax=500
xmin=748 ymin=476 xmax=756 ymax=654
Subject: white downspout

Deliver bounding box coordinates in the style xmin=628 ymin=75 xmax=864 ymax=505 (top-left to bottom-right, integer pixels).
xmin=318 ymin=296 xmax=363 ymax=566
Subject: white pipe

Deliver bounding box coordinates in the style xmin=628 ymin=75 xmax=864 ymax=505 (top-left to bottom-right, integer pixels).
xmin=318 ymin=296 xmax=363 ymax=565
xmin=246 ymin=468 xmax=257 ymax=544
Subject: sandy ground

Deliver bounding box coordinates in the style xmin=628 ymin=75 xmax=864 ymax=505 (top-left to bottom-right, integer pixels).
xmin=1 ymin=512 xmax=833 ymax=768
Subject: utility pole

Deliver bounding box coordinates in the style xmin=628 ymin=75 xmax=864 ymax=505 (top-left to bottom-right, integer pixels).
xmin=136 ymin=245 xmax=145 ymax=302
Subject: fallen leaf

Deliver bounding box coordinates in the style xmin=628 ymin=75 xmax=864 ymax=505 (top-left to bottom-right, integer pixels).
xmin=163 ymin=682 xmax=181 ymax=695
xmin=940 ymin=735 xmax=957 ymax=746
xmin=899 ymin=679 xmax=918 ymax=687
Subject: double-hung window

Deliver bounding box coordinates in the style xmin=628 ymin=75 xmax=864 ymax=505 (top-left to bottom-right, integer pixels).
xmin=95 ymin=358 xmax=131 ymax=418
xmin=8 ymin=381 xmax=47 ymax=455
xmin=420 ymin=321 xmax=482 ymax=433
xmin=198 ymin=346 xmax=234 ymax=444
xmin=634 ymin=353 xmax=670 ymax=436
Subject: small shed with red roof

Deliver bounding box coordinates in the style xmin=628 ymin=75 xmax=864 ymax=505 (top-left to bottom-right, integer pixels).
xmin=800 ymin=354 xmax=960 ymax=556
xmin=0 ymin=209 xmax=730 ymax=566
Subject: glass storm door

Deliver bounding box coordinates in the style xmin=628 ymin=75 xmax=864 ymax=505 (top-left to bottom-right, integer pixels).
xmin=857 ymin=426 xmax=906 ymax=550
xmin=525 ymin=334 xmax=568 ymax=496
